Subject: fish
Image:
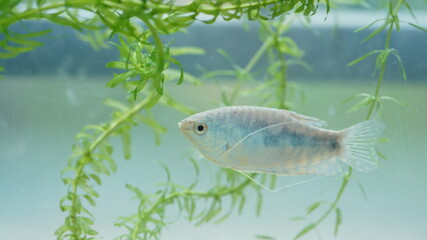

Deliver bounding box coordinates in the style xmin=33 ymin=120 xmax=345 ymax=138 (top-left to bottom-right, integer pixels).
xmin=178 ymin=106 xmax=385 ymax=176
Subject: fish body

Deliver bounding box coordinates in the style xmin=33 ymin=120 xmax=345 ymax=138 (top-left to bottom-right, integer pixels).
xmin=178 ymin=106 xmax=385 ymax=176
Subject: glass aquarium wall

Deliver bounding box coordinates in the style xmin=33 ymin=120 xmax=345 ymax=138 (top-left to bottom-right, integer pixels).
xmin=1 ymin=1 xmax=426 ymax=240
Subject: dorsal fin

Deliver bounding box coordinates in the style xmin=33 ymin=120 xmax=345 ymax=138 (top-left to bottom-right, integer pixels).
xmin=284 ymin=110 xmax=327 ymax=127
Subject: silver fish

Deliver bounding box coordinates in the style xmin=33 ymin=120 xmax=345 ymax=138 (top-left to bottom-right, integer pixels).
xmin=178 ymin=106 xmax=385 ymax=176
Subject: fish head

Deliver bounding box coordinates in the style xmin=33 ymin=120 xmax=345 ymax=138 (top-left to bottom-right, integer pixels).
xmin=178 ymin=110 xmax=228 ymax=163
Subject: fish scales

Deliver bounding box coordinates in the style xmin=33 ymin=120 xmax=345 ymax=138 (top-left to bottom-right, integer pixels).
xmin=221 ymin=107 xmax=340 ymax=172
xmin=178 ymin=106 xmax=385 ymax=176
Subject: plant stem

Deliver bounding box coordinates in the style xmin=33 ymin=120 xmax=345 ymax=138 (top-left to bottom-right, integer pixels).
xmin=295 ymin=2 xmax=401 ymax=238
xmin=0 ymin=0 xmax=307 ymax=27
xmin=245 ymin=38 xmax=273 ymax=73
xmin=316 ymin=168 xmax=352 ymax=224
xmin=274 ymin=25 xmax=288 ymax=110
xmin=366 ymin=16 xmax=394 ymax=120
xmin=278 ymin=53 xmax=287 ymax=109
xmin=112 ymin=0 xmax=298 ymax=15
xmin=89 ymin=94 xmax=158 ymax=152
xmin=68 ymin=93 xmax=158 ymax=239
xmin=138 ymin=14 xmax=165 ymax=72
xmin=69 ymin=165 xmax=84 ymax=239
xmin=1 ymin=0 xmax=86 ymax=26
xmin=129 ymin=176 xmax=254 ymax=239
xmin=228 ymin=37 xmax=273 ymax=104
xmin=260 ymin=17 xmax=291 ymax=109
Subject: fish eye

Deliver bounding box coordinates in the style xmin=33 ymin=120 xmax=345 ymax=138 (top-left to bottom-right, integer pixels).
xmin=193 ymin=122 xmax=208 ymax=135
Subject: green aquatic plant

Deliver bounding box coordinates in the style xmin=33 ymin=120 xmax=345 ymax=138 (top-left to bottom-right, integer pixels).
xmin=0 ymin=0 xmax=328 ymax=77
xmin=203 ymin=1 xmax=426 ymax=239
xmin=290 ymin=1 xmax=427 ymax=239
xmin=56 ymin=93 xmax=162 ymax=239
xmin=207 ymin=14 xmax=307 ymax=109
xmin=114 ymin=167 xmax=265 ymax=240
xmin=0 ymin=1 xmax=332 ymax=240
xmin=1 ymin=0 xmax=425 ymax=240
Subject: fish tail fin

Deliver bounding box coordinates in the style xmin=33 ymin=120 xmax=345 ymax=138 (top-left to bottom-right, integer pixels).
xmin=339 ymin=120 xmax=386 ymax=172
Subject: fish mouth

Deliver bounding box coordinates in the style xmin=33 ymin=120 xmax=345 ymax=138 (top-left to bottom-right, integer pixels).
xmin=178 ymin=119 xmax=195 ymax=135
xmin=178 ymin=120 xmax=184 ymax=131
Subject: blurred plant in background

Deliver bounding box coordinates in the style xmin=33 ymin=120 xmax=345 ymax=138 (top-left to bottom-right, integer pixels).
xmin=0 ymin=0 xmax=425 ymax=240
